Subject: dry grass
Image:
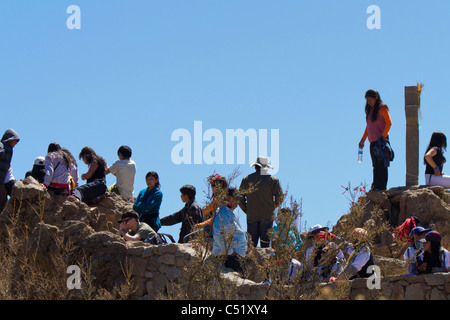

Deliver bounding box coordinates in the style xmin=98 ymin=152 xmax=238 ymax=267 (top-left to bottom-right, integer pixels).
xmin=0 ymin=193 xmax=135 ymax=300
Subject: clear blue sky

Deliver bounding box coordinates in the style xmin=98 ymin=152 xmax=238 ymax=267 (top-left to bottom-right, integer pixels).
xmin=1 ymin=1 xmax=450 ymax=242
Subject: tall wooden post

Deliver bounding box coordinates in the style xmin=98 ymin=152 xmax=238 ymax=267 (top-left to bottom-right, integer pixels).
xmin=405 ymin=86 xmax=420 ymax=186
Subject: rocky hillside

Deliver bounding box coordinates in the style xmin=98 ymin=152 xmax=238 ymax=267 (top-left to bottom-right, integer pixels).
xmin=333 ymin=185 xmax=450 ymax=258
xmin=0 ymin=177 xmax=449 ymax=299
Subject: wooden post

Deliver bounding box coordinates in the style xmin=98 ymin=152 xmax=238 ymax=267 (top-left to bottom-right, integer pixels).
xmin=405 ymin=86 xmax=420 ymax=186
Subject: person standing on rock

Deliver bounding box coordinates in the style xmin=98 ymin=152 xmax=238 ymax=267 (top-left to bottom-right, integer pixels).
xmin=0 ymin=129 xmax=20 ymax=211
xmin=424 ymin=131 xmax=450 ymax=188
xmin=239 ymin=156 xmax=283 ymax=248
xmin=358 ymin=89 xmax=392 ymax=191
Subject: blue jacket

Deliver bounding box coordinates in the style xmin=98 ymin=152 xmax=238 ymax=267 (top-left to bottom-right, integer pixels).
xmin=373 ymin=137 xmax=394 ymax=167
xmin=212 ymin=204 xmax=248 ymax=257
xmin=133 ymin=186 xmax=163 ymax=229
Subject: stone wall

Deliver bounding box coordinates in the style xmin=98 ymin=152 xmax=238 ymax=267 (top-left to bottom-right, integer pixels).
xmin=126 ymin=242 xmax=270 ymax=300
xmin=126 ymin=243 xmax=450 ymax=300
xmin=347 ymin=272 xmax=450 ymax=300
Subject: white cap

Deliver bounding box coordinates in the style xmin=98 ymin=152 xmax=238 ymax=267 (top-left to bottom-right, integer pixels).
xmin=34 ymin=156 xmax=45 ymax=166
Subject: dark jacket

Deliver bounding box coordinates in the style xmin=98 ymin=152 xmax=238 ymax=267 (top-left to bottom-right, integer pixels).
xmin=160 ymin=199 xmax=203 ymax=243
xmin=25 ymin=164 xmax=46 ymax=184
xmin=0 ymin=129 xmax=20 ymax=183
xmin=238 ymin=171 xmax=283 ymax=221
xmin=373 ymin=136 xmax=394 ymax=168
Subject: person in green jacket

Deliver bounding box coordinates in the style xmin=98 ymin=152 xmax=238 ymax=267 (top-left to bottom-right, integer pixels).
xmin=239 ymin=156 xmax=283 ymax=248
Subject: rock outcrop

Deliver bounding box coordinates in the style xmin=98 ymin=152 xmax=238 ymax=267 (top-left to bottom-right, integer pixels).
xmin=334 ymin=185 xmax=450 ymax=258
xmin=1 ymin=178 xmax=449 ymax=300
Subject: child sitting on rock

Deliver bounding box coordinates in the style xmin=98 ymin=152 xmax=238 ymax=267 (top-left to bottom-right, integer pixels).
xmin=106 ymin=145 xmax=136 ymax=201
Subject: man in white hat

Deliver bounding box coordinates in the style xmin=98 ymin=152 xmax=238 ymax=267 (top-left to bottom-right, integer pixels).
xmin=238 ymin=156 xmax=283 ymax=248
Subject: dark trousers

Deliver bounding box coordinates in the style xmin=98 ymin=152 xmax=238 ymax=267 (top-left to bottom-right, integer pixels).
xmin=0 ymin=183 xmax=7 ymax=212
xmin=73 ymin=179 xmax=106 ymax=203
xmin=370 ymin=141 xmax=388 ymax=191
xmin=247 ymin=219 xmax=273 ymax=248
xmin=139 ymin=214 xmax=160 ymax=233
xmin=225 ymin=254 xmax=247 ymax=275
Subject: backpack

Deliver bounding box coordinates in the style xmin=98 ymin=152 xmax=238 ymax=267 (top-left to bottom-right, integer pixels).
xmin=144 ymin=233 xmax=175 ymax=245
xmin=394 ymin=216 xmax=420 ymax=242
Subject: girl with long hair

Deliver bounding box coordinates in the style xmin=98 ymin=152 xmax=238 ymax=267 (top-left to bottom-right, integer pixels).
xmin=42 ymin=142 xmax=74 ymax=197
xmin=69 ymin=146 xmax=107 ymax=203
xmin=358 ymin=89 xmax=392 ymax=191
xmin=424 ymin=131 xmax=450 ymax=188
xmin=417 ymin=231 xmax=450 ymax=274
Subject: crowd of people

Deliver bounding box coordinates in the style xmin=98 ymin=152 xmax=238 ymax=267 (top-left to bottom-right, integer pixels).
xmin=1 ymin=87 xmax=450 ymax=282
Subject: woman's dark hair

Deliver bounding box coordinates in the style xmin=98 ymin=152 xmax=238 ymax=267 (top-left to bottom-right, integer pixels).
xmin=180 ymin=184 xmax=196 ymax=200
xmin=365 ymin=89 xmax=383 ymax=122
xmin=422 ymin=241 xmax=442 ymax=273
xmin=79 ymin=146 xmax=107 ymax=169
xmin=47 ymin=142 xmax=73 ymax=169
xmin=118 ymin=145 xmax=132 ymax=158
xmin=210 ymin=176 xmax=227 ymax=188
xmin=145 ymin=171 xmax=160 ymax=188
xmin=62 ymin=148 xmax=77 ymax=168
xmin=424 ymin=131 xmax=447 ymax=165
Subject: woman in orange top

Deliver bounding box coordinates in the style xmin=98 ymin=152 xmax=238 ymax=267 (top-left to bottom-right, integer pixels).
xmin=358 ymin=89 xmax=392 ymax=191
xmin=195 ymin=174 xmax=228 ymax=236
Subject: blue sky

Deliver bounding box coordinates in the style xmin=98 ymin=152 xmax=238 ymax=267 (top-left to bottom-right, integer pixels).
xmin=1 ymin=1 xmax=450 ymax=242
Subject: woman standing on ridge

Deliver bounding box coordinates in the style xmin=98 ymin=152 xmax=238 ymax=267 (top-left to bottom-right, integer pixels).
xmin=358 ymin=89 xmax=392 ymax=191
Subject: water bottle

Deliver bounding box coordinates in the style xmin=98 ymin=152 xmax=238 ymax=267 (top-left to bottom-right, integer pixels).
xmin=358 ymin=148 xmax=363 ymax=163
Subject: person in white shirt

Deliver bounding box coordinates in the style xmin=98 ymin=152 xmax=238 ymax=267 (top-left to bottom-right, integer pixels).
xmin=106 ymin=145 xmax=136 ymax=200
xmin=335 ymin=228 xmax=375 ymax=280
